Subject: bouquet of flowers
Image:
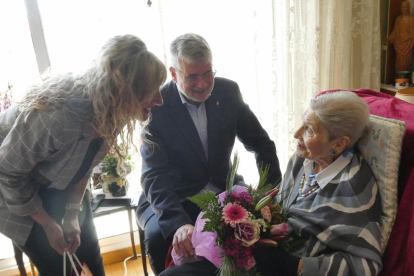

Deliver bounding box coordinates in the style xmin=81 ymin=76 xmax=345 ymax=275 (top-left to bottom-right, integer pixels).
xmin=172 ymin=155 xmax=291 ymax=276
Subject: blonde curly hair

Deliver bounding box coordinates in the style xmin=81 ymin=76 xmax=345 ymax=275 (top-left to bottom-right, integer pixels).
xmin=18 ymin=34 xmax=167 ymax=160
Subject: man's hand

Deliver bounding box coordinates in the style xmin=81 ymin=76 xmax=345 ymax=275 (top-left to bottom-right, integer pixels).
xmin=173 ymin=224 xmax=195 ymax=257
xmin=42 ymin=220 xmax=68 ymax=255
xmin=62 ymin=211 xmax=81 ymax=254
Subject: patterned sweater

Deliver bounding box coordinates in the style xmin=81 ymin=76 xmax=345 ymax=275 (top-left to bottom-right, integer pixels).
xmin=279 ymin=152 xmax=382 ymax=276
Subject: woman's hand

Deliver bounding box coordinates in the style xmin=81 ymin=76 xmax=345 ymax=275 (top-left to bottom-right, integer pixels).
xmin=42 ymin=220 xmax=68 ymax=255
xmin=31 ymin=207 xmax=68 ymax=255
xmin=62 ymin=210 xmax=81 ymax=254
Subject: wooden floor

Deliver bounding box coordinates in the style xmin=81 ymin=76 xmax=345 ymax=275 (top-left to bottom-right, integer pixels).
xmin=104 ymin=256 xmax=154 ymax=276
xmin=76 ymin=256 xmax=154 ymax=276
xmin=12 ymin=252 xmax=154 ymax=276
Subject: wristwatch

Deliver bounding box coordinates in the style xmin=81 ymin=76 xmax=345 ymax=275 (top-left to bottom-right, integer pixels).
xmin=65 ymin=203 xmax=83 ymax=212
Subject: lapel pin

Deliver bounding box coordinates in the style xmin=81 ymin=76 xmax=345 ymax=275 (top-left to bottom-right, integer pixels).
xmin=216 ymin=101 xmax=219 ymax=106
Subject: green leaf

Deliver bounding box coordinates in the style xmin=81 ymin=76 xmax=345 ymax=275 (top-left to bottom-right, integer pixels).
xmin=281 ymin=232 xmax=306 ymax=254
xmin=257 ymin=163 xmax=270 ymax=190
xmin=102 ymin=156 xmax=120 ymax=177
xmin=188 ymin=190 xmax=217 ymax=211
xmin=219 ymin=256 xmax=237 ymax=276
xmin=226 ymin=153 xmax=240 ymax=193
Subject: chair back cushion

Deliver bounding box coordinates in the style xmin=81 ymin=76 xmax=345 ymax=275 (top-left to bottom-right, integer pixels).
xmin=357 ymin=115 xmax=406 ymax=253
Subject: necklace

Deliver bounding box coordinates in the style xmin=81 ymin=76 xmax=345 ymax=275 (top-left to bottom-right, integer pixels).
xmin=298 ymin=174 xmax=319 ymax=198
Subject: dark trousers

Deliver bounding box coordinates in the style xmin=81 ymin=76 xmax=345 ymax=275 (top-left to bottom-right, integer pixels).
xmin=157 ymin=246 xmax=299 ymax=276
xmin=254 ymin=246 xmax=300 ymax=276
xmin=158 ymin=258 xmax=217 ymax=276
xmin=143 ymin=200 xmax=202 ymax=276
xmin=18 ymin=190 xmax=105 ymax=276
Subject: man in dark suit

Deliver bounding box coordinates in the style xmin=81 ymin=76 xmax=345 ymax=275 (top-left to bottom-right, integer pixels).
xmin=137 ymin=33 xmax=281 ymax=275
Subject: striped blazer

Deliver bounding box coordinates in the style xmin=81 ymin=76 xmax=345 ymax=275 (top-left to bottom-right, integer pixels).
xmin=279 ymin=152 xmax=382 ymax=276
xmin=0 ymin=106 xmax=108 ymax=245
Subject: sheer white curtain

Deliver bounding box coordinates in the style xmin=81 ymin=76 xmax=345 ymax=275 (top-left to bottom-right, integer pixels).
xmin=254 ymin=0 xmax=381 ymax=172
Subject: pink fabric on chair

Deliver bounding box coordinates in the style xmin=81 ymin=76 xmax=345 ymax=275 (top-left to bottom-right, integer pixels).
xmin=319 ymin=88 xmax=414 ymax=276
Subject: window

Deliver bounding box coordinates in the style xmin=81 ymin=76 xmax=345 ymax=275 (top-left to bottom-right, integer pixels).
xmin=0 ymin=0 xmax=273 ymax=266
xmin=0 ymin=0 xmax=38 ymax=100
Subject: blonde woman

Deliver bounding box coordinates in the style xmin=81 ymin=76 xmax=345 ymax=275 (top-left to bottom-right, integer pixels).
xmin=0 ymin=35 xmax=166 ymax=276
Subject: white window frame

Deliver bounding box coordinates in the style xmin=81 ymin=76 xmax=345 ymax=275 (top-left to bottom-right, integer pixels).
xmin=24 ymin=0 xmax=50 ymax=74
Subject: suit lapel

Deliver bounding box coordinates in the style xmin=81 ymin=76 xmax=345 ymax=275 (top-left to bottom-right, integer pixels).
xmin=165 ymin=83 xmax=208 ymax=168
xmin=205 ymin=91 xmax=221 ymax=168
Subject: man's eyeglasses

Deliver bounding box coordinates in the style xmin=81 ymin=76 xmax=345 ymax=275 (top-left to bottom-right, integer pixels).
xmin=173 ymin=68 xmax=217 ymax=83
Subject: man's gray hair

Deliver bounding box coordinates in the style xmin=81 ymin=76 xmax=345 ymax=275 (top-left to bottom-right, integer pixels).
xmin=310 ymin=91 xmax=370 ymax=147
xmin=170 ymin=33 xmax=212 ymax=69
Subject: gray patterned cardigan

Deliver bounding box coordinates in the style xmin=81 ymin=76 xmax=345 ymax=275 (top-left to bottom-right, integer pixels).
xmin=0 ymin=106 xmax=108 ymax=245
xmin=279 ymin=153 xmax=383 ymax=276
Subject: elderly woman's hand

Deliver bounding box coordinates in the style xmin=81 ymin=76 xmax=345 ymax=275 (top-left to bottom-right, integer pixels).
xmin=62 ymin=210 xmax=81 ymax=254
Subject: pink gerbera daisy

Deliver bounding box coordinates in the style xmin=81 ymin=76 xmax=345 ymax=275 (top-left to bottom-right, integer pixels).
xmin=222 ymin=202 xmax=248 ymax=227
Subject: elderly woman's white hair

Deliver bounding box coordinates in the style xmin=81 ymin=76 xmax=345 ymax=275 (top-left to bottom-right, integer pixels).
xmin=310 ymin=91 xmax=370 ymax=147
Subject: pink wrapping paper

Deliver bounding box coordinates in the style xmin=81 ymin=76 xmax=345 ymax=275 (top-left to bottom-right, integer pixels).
xmin=172 ymin=186 xmax=249 ymax=267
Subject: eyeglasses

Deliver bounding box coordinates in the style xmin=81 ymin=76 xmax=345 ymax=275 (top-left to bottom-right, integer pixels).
xmin=173 ymin=68 xmax=216 ymax=83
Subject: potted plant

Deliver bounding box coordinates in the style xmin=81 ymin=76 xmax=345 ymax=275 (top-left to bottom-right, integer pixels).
xmin=98 ymin=150 xmax=134 ymax=197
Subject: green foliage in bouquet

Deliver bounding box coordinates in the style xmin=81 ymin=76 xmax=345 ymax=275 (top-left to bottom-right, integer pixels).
xmin=188 ymin=190 xmax=222 ymax=233
xmin=226 ymin=154 xmax=240 ymax=193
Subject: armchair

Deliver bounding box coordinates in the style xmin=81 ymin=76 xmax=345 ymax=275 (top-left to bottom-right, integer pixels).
xmin=321 ymin=88 xmax=414 ymax=276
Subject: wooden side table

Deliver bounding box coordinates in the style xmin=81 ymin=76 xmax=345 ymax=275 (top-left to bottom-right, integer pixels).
xmin=92 ymin=201 xmax=139 ymax=259
xmin=92 ymin=198 xmax=148 ymax=276
xmin=380 ymin=83 xmax=398 ymax=96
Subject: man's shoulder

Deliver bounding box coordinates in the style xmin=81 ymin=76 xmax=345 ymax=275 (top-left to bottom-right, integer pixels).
xmin=159 ymin=80 xmax=176 ymax=101
xmin=210 ymin=77 xmax=242 ymax=103
xmin=214 ymin=77 xmax=238 ymax=89
xmin=160 ymin=79 xmax=175 ymax=92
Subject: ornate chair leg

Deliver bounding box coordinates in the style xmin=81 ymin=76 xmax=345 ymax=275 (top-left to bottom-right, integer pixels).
xmin=30 ymin=262 xmax=36 ymax=276
xmin=12 ymin=242 xmax=27 ymax=276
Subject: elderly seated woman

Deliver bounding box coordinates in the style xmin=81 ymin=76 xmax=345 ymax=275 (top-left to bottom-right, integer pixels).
xmin=160 ymin=91 xmax=382 ymax=276
xmin=255 ymin=91 xmax=382 ymax=276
